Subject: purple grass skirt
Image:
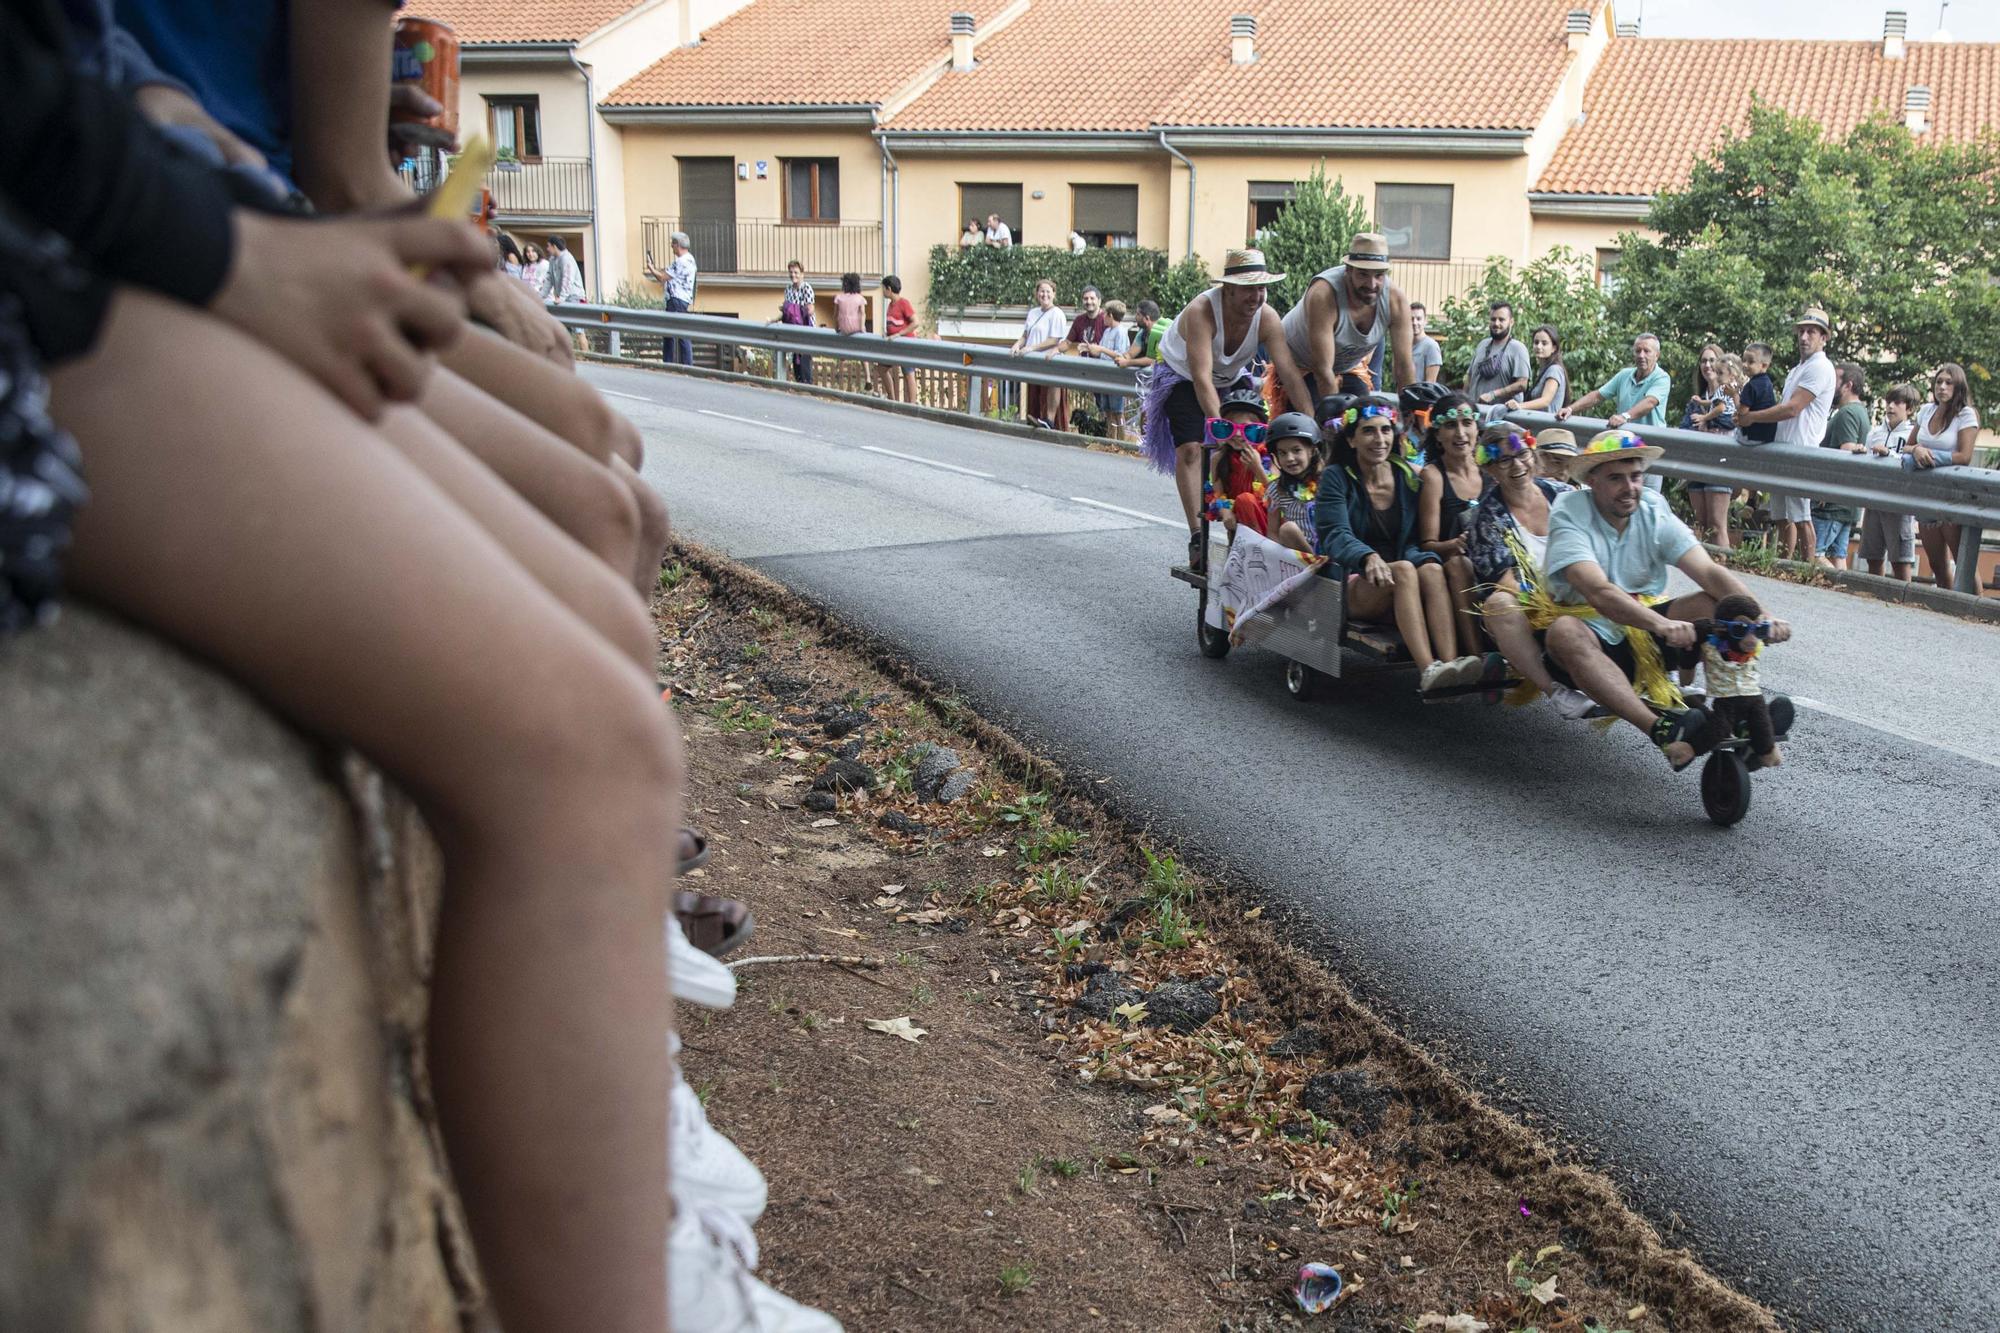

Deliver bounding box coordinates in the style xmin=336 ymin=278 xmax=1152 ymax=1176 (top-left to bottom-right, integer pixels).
xmin=1139 ymin=364 xmax=1189 ymax=474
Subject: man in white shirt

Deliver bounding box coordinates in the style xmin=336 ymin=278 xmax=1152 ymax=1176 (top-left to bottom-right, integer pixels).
xmin=984 ymin=213 xmax=1013 ymax=248
xmin=1736 ymin=307 xmax=1835 ymax=563
xmin=540 ymin=236 xmax=586 ymax=305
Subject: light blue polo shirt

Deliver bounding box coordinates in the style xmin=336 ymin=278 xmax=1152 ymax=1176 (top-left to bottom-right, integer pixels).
xmin=1544 ymin=487 xmax=1697 ymax=643
xmin=1597 ymin=366 xmax=1672 ymax=427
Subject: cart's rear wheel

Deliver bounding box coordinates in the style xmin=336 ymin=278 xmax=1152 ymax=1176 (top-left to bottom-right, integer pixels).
xmin=1196 ymin=597 xmax=1231 ymax=659
xmin=1284 ymin=660 xmax=1321 ymax=701
xmin=1700 ymin=749 xmax=1752 ymax=827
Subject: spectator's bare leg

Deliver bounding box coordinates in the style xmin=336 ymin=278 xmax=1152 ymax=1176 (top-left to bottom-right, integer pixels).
xmin=52 ymin=292 xmax=672 ymax=1333
xmin=414 ymin=368 xmax=644 ymax=584
xmin=1919 ymin=521 xmax=1957 ymax=589
xmin=442 ymin=325 xmax=640 ymax=467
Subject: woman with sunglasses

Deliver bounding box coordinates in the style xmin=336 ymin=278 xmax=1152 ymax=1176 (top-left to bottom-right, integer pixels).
xmin=1417 ymin=392 xmax=1484 ymax=655
xmin=1315 ymin=394 xmax=1486 ymax=694
xmin=1465 ymin=426 xmax=1596 ymax=716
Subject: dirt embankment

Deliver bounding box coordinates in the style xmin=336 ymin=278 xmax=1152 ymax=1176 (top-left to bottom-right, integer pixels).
xmin=657 ymin=546 xmax=1778 ymax=1333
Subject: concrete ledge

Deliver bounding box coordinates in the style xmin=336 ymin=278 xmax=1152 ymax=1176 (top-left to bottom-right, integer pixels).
xmin=0 ymin=606 xmax=469 ymax=1331
xmin=1706 ymin=544 xmax=2000 ymax=625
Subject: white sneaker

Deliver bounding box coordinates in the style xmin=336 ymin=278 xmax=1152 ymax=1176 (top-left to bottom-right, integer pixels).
xmin=1545 ymin=685 xmax=1598 ymax=720
xmin=1418 ymin=659 xmax=1455 ymax=693
xmin=670 ymin=1040 xmax=766 ymax=1224
xmin=669 ymin=916 xmax=736 ymax=1010
xmin=668 ymin=1199 xmax=842 ymax=1332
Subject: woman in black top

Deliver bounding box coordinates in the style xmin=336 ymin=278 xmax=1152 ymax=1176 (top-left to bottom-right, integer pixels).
xmin=1417 ymin=390 xmax=1483 ymax=657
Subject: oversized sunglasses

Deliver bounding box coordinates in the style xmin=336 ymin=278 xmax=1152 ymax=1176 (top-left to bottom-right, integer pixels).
xmin=1711 ymin=618 xmax=1771 ymax=642
xmin=1342 ymin=404 xmax=1399 ymax=427
xmin=1432 ymin=404 xmax=1480 ymax=424
xmin=1205 ymin=417 xmax=1269 ymax=446
xmin=1475 ymin=432 xmax=1536 ymax=466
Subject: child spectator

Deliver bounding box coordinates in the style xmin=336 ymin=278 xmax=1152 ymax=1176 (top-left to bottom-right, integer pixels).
xmin=1860 ymin=382 xmax=1921 ymax=580
xmin=1082 ymin=299 xmax=1133 ymax=439
xmin=833 ymin=272 xmax=866 ymax=334
xmin=1812 ymin=361 xmax=1871 ymax=569
xmin=877 ymin=273 xmax=917 ymax=403
xmin=1735 ymin=342 xmax=1778 ymax=445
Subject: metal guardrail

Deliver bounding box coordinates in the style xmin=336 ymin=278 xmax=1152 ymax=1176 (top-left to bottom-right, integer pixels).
xmin=552 ymin=303 xmax=1999 ymax=594
xmin=1505 ymin=410 xmax=1999 ymax=594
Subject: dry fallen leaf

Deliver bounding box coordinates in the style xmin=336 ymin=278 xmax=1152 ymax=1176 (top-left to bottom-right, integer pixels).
xmin=1112 ymin=1001 xmax=1149 ymax=1025
xmin=980 ymin=846 xmax=1005 ymax=858
xmin=811 ymin=818 xmax=839 ymax=828
xmin=1534 ymin=1243 xmax=1564 ymax=1264
xmin=863 ymin=1016 xmax=927 ymax=1043
xmin=1627 ymin=1306 xmax=1647 ymax=1321
xmin=1413 ymin=1316 xmax=1488 ymax=1333
xmin=1243 ymin=906 xmax=1263 ymax=920
xmin=1399 ymin=1255 xmax=1415 ymax=1269
xmin=877 ymin=884 xmax=907 ymax=896
xmin=1527 ymin=1275 xmax=1559 ymax=1306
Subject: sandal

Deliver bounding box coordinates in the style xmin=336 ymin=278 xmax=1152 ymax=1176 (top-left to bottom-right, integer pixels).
xmin=675 ymin=890 xmax=755 ymax=958
xmin=1650 ymin=706 xmax=1713 ymax=771
xmin=678 ymin=826 xmax=710 ymax=875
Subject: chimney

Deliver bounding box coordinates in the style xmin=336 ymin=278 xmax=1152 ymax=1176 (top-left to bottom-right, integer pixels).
xmin=1566 ymin=8 xmax=1592 ymax=52
xmin=1230 ymin=13 xmax=1257 ymax=65
xmin=949 ymin=12 xmax=976 ymax=70
xmin=1904 ymin=84 xmax=1931 ymax=133
xmin=1615 ymin=19 xmax=1640 ymax=37
xmin=1882 ymin=9 xmax=1908 ymax=58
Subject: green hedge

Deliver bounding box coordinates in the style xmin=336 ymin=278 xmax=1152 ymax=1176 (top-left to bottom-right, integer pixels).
xmin=926 ymin=245 xmax=1211 ymax=319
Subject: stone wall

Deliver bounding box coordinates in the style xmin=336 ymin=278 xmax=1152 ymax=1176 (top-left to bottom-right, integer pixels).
xmin=0 ymin=607 xmax=474 ymax=1332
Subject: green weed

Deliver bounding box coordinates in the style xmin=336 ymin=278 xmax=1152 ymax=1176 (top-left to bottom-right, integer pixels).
xmin=658 ymin=561 xmax=690 ymax=590
xmin=1018 ymin=824 xmax=1083 ymax=866
xmin=1380 ymin=1180 xmax=1421 ymax=1233
xmin=997 ymin=1263 xmax=1034 ymax=1296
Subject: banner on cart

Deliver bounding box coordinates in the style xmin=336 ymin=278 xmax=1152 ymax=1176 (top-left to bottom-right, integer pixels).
xmin=1203 ymin=529 xmax=1325 ymax=640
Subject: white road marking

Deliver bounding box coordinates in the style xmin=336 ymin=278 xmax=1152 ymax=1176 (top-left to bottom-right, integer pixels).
xmin=699 ymin=409 xmax=803 ymax=434
xmin=1790 ymin=695 xmax=2000 ymax=772
xmin=1067 ymin=497 xmax=1184 ymax=529
xmin=859 ymin=445 xmax=993 ymax=478
xmin=598 ymin=388 xmax=655 ymax=403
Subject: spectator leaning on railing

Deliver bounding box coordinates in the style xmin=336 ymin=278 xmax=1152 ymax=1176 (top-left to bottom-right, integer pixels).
xmin=1733 ymin=307 xmax=1836 ymax=564
xmin=1910 ymin=362 xmax=1981 ymax=589
xmin=1557 ymin=332 xmax=1670 ymax=489
xmin=1811 ymin=362 xmax=1871 ymax=570
xmin=1861 ymin=381 xmax=1921 ymax=581
xmin=1678 ymin=342 xmax=1736 ymax=549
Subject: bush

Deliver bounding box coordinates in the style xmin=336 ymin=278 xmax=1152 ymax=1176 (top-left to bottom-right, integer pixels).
xmin=926 ymin=245 xmax=1172 ymax=318
xmin=1255 ymin=163 xmax=1372 ymax=316
xmin=1433 ymin=248 xmax=1621 ymax=403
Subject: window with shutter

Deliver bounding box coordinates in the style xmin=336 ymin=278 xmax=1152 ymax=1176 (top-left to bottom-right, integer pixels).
xmin=783 ymin=159 xmax=841 ymax=222
xmin=959 ymin=183 xmax=1023 ymax=244
xmin=1376 ymin=184 xmax=1453 ymax=261
xmin=1247 ymin=181 xmax=1294 ymax=235
xmin=1071 ymin=185 xmax=1138 ymax=247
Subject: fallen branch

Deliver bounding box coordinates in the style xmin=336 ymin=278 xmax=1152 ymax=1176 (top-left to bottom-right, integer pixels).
xmin=727 ymin=952 xmax=888 ymax=970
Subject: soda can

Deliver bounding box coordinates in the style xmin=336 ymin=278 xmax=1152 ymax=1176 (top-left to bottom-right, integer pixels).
xmin=392 ymin=17 xmax=459 ymax=139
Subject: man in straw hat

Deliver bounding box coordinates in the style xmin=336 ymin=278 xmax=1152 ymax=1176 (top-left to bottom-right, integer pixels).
xmin=1536 ymin=430 xmax=1791 ymax=769
xmin=1735 ymin=306 xmax=1837 ymax=563
xmin=1143 ymin=247 xmax=1314 ymax=566
xmin=1277 ymin=231 xmax=1415 ymax=414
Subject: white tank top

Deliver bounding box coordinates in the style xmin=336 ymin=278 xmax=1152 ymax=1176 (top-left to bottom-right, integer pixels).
xmin=1280 ymin=265 xmax=1389 ymax=383
xmin=1160 ymin=288 xmax=1261 ymax=387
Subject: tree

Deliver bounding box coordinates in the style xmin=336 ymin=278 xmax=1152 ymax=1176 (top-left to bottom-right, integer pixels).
xmin=1433 ymin=248 xmax=1622 ymax=400
xmin=1610 ymin=100 xmax=2000 ymax=414
xmin=1256 ymin=163 xmax=1372 ymax=316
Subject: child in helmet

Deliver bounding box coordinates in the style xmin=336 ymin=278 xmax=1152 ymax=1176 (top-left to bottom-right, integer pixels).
xmin=1221 ymin=411 xmax=1323 ymax=554
xmin=1203 ymin=383 xmax=1274 ymax=535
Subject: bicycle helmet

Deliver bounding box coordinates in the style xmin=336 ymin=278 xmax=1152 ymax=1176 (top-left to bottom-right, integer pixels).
xmin=1217 ymin=382 xmax=1270 ymax=420
xmin=1397 ymin=380 xmax=1451 ymax=420
xmin=1267 ymin=411 xmax=1322 ymax=448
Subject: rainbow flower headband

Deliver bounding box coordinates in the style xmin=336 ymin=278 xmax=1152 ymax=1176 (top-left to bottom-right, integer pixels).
xmin=1342 ymin=403 xmax=1398 ymax=427
xmin=1475 ymin=431 xmax=1537 ymax=466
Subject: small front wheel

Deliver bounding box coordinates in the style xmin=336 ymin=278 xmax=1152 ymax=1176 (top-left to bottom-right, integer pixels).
xmin=1284 ymin=660 xmax=1321 ymax=701
xmin=1699 ymin=749 xmax=1752 ymax=827
xmin=1197 ymin=598 xmax=1231 ymax=659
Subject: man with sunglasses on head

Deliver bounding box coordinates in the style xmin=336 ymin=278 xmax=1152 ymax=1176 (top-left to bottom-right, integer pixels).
xmin=1278 ymin=232 xmax=1415 ymax=412
xmin=1539 ymin=432 xmax=1792 ymax=770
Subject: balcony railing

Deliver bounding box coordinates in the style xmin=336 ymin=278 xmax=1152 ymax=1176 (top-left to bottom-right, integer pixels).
xmin=640 ymin=216 xmax=883 ymax=280
xmin=398 ymin=155 xmax=593 ymax=218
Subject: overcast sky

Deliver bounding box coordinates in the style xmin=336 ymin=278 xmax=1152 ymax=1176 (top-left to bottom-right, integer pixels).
xmin=1625 ymin=0 xmax=1999 ymax=40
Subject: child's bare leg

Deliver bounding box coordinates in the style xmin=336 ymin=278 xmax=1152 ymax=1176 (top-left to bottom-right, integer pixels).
xmin=376 ymin=406 xmax=656 ymax=669
xmin=1275 ymin=519 xmax=1313 ymax=554
xmin=52 ymin=292 xmax=673 ymax=1333
xmin=416 ymin=367 xmax=642 ymax=578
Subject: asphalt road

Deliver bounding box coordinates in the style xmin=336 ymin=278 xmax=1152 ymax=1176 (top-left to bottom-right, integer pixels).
xmin=593 ymin=364 xmax=2000 ymax=1330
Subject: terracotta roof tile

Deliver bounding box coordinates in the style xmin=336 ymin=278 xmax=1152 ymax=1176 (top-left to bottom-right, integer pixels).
xmin=411 ymin=0 xmax=648 ymax=45
xmin=606 ymin=0 xmax=1008 ymax=106
xmin=893 ymin=0 xmax=1582 ymax=131
xmin=1536 ymin=36 xmax=2000 ymax=195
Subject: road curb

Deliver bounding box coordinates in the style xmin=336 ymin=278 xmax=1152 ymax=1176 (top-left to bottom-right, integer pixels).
xmin=577 ymin=352 xmax=1141 ymax=458
xmin=1706 ymin=545 xmax=2000 ymax=625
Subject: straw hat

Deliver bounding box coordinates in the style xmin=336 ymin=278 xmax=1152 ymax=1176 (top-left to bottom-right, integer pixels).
xmin=1535 ymin=426 xmax=1579 ymax=455
xmin=1213 ymin=247 xmax=1286 ymax=287
xmin=1794 ymin=305 xmax=1831 ymax=331
xmin=1569 ymin=429 xmax=1663 ymax=478
xmin=1343 ymin=232 xmax=1391 ymax=272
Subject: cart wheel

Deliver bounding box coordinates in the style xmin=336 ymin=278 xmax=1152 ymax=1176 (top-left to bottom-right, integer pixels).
xmin=1284 ymin=660 xmax=1321 ymax=701
xmin=1196 ymin=601 xmax=1231 ymax=659
xmin=1699 ymin=749 xmax=1752 ymax=827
